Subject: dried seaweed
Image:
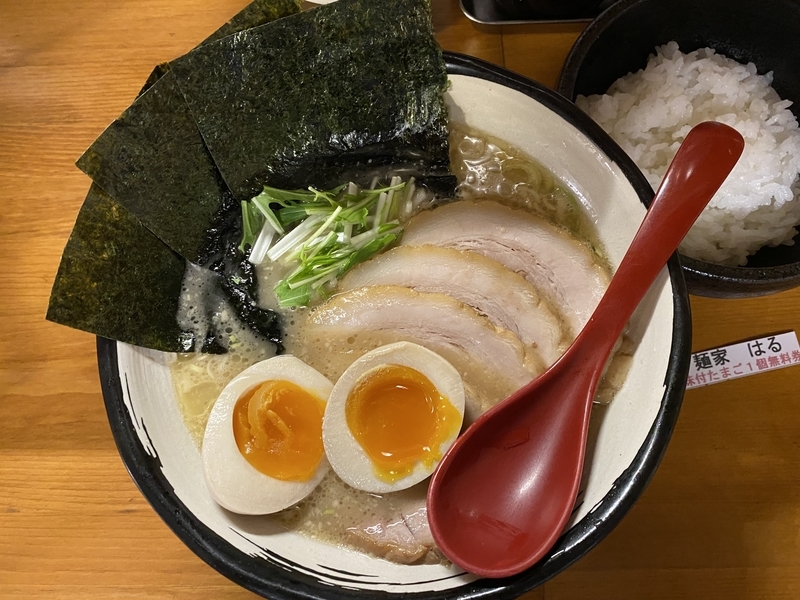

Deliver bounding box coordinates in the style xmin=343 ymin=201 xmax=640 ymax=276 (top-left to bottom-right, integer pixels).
xmin=198 ymin=192 xmax=286 ymax=353
xmin=139 ymin=62 xmax=171 ymax=96
xmin=169 ymin=0 xmax=451 ymax=201
xmin=75 ymin=0 xmax=303 ymax=263
xmin=54 ymin=0 xmax=302 ymax=350
xmin=55 ymin=0 xmax=451 ymax=354
xmin=204 ymin=0 xmax=303 ymax=45
xmin=76 ymin=72 xmax=235 ymax=263
xmin=134 ymin=0 xmax=304 ymax=118
xmin=47 ymin=185 xmax=192 ymax=352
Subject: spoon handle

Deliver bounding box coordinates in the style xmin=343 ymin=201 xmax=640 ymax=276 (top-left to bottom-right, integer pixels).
xmin=573 ymin=122 xmax=744 ymax=363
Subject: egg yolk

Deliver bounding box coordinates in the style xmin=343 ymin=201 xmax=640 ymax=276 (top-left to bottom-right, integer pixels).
xmin=345 ymin=364 xmax=461 ymax=483
xmin=232 ymin=380 xmax=325 ymax=481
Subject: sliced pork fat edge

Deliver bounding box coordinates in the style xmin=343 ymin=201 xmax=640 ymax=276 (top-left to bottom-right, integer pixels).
xmin=306 ymin=285 xmax=540 ymax=422
xmin=339 ymin=244 xmax=568 ymax=367
xmin=400 ymin=200 xmax=611 ymax=336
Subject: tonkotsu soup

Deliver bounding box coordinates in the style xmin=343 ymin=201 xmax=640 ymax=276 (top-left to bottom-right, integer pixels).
xmin=170 ymin=125 xmax=626 ymax=565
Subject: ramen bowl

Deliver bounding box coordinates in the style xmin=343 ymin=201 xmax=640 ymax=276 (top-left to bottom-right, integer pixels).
xmin=557 ymin=0 xmax=800 ymax=298
xmin=99 ymin=53 xmax=691 ymax=599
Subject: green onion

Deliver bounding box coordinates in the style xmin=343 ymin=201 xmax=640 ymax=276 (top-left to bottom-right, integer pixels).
xmin=238 ymin=201 xmax=264 ymax=254
xmin=240 ymin=179 xmax=412 ymax=307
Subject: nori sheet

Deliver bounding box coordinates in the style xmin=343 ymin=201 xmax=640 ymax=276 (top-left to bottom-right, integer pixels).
xmin=76 ymin=71 xmax=236 ymax=263
xmin=139 ymin=62 xmax=171 ymax=96
xmin=54 ymin=0 xmax=452 ymax=353
xmin=52 ymin=0 xmax=302 ymax=351
xmin=47 ymin=175 xmax=285 ymax=352
xmin=75 ymin=0 xmax=303 ymax=263
xmin=135 ymin=0 xmax=304 ymax=100
xmin=169 ymin=0 xmax=451 ymax=201
xmin=204 ymin=0 xmax=303 ymax=45
xmin=47 ymin=185 xmax=191 ymax=352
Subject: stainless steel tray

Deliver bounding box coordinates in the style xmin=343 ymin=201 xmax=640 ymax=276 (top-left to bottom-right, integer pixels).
xmin=460 ymin=0 xmax=617 ymax=25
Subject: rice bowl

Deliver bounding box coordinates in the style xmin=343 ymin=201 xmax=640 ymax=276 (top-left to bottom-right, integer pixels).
xmin=576 ymin=42 xmax=800 ymax=267
xmin=558 ymin=0 xmax=800 ymax=297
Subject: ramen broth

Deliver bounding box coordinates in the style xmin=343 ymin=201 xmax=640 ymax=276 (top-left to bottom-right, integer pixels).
xmin=170 ymin=126 xmax=621 ymax=562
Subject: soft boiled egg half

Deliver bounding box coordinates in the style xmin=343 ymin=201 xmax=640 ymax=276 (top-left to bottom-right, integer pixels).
xmin=323 ymin=341 xmax=465 ymax=494
xmin=202 ymin=355 xmax=333 ymax=515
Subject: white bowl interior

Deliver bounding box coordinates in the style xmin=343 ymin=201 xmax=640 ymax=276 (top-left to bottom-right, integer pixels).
xmin=114 ymin=74 xmax=675 ymax=594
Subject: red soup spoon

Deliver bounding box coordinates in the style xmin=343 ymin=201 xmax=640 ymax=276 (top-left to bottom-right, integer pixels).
xmin=426 ymin=121 xmax=744 ymax=578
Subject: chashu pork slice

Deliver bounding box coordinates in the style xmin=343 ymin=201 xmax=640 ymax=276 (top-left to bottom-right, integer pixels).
xmin=339 ymin=245 xmax=566 ymax=366
xmin=307 ymin=285 xmax=539 ymax=421
xmin=400 ymin=200 xmax=610 ymax=336
xmin=346 ymin=488 xmax=440 ymax=565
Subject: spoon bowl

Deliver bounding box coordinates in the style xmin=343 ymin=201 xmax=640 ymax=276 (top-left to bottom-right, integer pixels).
xmin=427 ymin=121 xmax=745 ymax=578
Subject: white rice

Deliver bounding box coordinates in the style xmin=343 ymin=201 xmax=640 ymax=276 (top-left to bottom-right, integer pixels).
xmin=577 ymin=41 xmax=800 ymax=266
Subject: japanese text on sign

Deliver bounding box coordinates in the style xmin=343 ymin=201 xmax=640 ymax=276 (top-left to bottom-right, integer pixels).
xmin=687 ymin=331 xmax=800 ymax=389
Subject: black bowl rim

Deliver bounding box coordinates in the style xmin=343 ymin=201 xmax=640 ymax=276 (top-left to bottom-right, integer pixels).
xmin=556 ymin=0 xmax=800 ymax=297
xmin=96 ymin=51 xmax=692 ymax=600
xmin=680 ymin=253 xmax=800 ymax=298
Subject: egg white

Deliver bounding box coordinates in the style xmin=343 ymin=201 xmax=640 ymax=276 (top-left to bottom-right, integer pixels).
xmin=202 ymin=355 xmax=333 ymax=515
xmin=323 ymin=341 xmax=465 ymax=494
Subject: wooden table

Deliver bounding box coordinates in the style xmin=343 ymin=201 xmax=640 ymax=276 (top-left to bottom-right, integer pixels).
xmin=2 ymin=0 xmax=799 ymax=598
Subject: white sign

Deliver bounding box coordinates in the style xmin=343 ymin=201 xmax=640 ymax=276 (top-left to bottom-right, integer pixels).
xmin=687 ymin=331 xmax=800 ymax=389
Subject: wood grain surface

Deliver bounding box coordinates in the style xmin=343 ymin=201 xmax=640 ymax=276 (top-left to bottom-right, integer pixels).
xmin=1 ymin=0 xmax=799 ymax=598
